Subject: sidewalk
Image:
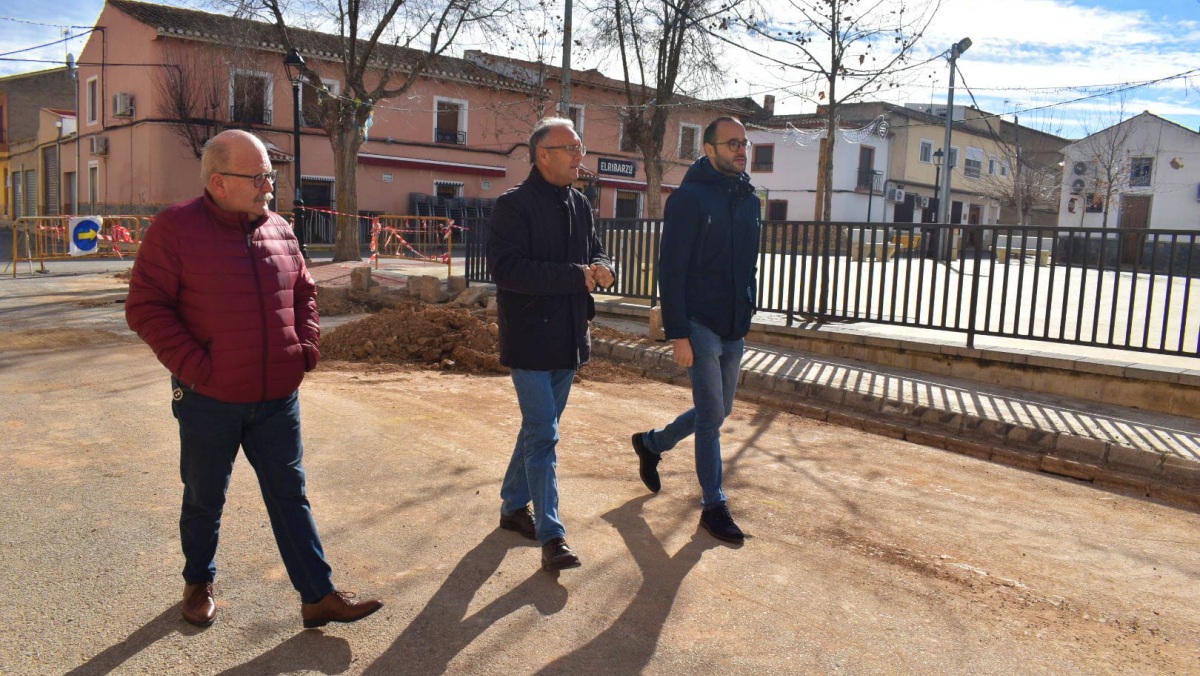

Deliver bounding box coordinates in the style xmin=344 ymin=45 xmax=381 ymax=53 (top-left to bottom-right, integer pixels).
xmin=312 ymin=258 xmax=1200 ymax=510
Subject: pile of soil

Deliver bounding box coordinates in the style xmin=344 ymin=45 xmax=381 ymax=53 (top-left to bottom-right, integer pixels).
xmin=320 ymin=298 xmax=649 ymax=382
xmin=321 ymin=300 xmax=503 ymax=373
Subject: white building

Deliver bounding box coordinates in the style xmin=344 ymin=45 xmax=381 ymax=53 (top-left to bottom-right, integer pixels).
xmin=746 ymin=124 xmax=892 ymax=222
xmin=1058 ymin=112 xmax=1200 ymax=231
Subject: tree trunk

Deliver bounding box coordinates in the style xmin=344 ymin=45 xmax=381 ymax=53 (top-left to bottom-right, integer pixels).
xmin=328 ymin=106 xmax=369 ymax=262
xmin=644 ymin=156 xmax=665 ymax=218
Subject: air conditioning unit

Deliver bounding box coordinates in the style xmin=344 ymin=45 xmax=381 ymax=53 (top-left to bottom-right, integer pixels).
xmin=919 ymin=195 xmax=931 ymax=209
xmin=1071 ymin=178 xmax=1086 ymax=195
xmin=1072 ymin=161 xmax=1088 ymax=176
xmin=112 ymin=92 xmax=135 ymax=118
xmin=89 ymin=136 xmax=108 ymax=155
xmin=886 ymin=188 xmax=906 ymax=202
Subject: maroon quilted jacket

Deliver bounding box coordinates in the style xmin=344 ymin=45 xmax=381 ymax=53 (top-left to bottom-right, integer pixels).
xmin=125 ymin=193 xmax=319 ymax=404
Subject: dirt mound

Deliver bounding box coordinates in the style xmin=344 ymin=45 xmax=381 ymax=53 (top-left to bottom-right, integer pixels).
xmin=321 ymin=301 xmax=503 ymax=373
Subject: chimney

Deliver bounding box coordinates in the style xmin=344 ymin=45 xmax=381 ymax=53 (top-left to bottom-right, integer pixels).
xmin=763 ymin=95 xmax=775 ymax=117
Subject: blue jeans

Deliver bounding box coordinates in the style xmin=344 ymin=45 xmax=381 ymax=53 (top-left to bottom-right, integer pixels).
xmin=500 ymin=368 xmax=575 ymax=544
xmin=643 ymin=321 xmax=743 ymax=508
xmin=172 ymin=378 xmax=334 ymax=604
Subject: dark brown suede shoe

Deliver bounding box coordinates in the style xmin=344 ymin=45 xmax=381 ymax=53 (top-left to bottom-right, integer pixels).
xmin=541 ymin=538 xmax=581 ymax=571
xmin=182 ymin=582 xmax=216 ymax=627
xmin=499 ymin=505 xmax=537 ymax=540
xmin=301 ymin=591 xmax=383 ymax=629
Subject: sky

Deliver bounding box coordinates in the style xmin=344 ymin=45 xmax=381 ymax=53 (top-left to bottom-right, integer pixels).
xmin=2 ymin=0 xmax=1198 ymax=139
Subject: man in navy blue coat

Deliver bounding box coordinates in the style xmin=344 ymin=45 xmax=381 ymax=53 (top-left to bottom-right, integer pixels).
xmin=631 ymin=117 xmax=761 ymax=543
xmin=487 ymin=117 xmax=614 ymax=571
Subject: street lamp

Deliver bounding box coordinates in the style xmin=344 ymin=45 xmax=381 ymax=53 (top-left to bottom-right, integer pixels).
xmin=283 ymin=48 xmax=307 ymax=259
xmin=865 ymin=170 xmax=882 ymax=223
xmin=940 ymin=37 xmax=970 ymax=228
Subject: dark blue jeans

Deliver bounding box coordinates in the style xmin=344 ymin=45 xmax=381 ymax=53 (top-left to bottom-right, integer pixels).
xmin=643 ymin=320 xmax=743 ymax=507
xmin=172 ymin=379 xmax=334 ymax=604
xmin=500 ymin=368 xmax=575 ymax=545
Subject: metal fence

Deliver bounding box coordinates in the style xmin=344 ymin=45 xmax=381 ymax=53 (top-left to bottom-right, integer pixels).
xmin=464 ymin=219 xmax=1200 ymax=358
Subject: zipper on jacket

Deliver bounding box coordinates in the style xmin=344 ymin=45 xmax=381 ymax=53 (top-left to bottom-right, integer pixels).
xmin=246 ymin=229 xmax=270 ymax=401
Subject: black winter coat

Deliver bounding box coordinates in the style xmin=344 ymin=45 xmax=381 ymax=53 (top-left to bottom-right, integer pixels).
xmin=487 ymin=167 xmax=613 ymax=370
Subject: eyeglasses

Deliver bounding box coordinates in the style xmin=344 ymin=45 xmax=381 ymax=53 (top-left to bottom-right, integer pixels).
xmin=542 ymin=144 xmax=587 ymax=157
xmin=714 ymin=139 xmax=752 ymax=152
xmin=218 ymin=170 xmax=278 ymax=188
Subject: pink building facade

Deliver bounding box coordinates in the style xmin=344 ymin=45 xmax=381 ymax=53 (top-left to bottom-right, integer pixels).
xmin=54 ymin=0 xmax=756 ymax=238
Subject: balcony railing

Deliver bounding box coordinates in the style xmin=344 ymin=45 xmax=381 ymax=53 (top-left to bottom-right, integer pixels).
xmin=230 ymin=106 xmax=271 ymax=125
xmin=856 ymin=168 xmax=879 ymax=191
xmin=434 ymin=128 xmax=466 ymax=145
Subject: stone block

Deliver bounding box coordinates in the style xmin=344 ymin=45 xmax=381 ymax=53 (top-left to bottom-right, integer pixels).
xmin=452 ymin=286 xmax=488 ymax=307
xmin=1093 ymin=470 xmax=1150 ymax=498
xmin=903 ymin=428 xmax=949 ymax=450
xmin=350 ymin=266 xmax=372 ymax=291
xmin=1105 ymin=444 xmax=1163 ymax=474
xmin=447 ymin=275 xmax=467 ymax=294
xmin=486 ymin=297 xmax=498 ymax=317
xmin=987 ymin=446 xmax=1043 ymax=470
xmin=1054 ymin=435 xmax=1109 ymax=464
xmin=648 ymin=306 xmax=666 ymax=341
xmin=1147 ymin=484 xmax=1200 ymax=510
xmin=1161 ymin=456 xmax=1200 ymax=488
xmin=1040 ymin=455 xmax=1096 ymax=481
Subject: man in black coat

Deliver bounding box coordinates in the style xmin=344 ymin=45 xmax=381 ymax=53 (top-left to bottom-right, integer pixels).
xmin=487 ymin=117 xmax=614 ymax=571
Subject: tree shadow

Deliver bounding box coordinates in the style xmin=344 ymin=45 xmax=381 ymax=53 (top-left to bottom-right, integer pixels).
xmin=534 ymin=495 xmax=721 ymax=675
xmin=214 ymin=632 xmax=352 ymax=676
xmin=362 ymin=530 xmax=567 ymax=675
xmin=64 ymin=606 xmax=192 ymax=675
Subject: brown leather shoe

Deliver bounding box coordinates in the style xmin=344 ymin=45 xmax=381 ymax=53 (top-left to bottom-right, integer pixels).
xmin=182 ymin=582 xmax=216 ymax=627
xmin=301 ymin=591 xmax=383 ymax=629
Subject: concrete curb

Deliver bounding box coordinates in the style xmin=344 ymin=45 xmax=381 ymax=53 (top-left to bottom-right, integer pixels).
xmin=591 ymin=336 xmax=1200 ymax=511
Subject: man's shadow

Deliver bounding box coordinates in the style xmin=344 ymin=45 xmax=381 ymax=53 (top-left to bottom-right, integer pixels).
xmin=535 ymin=495 xmax=721 ymax=675
xmin=363 ymin=529 xmax=567 ymax=675
xmin=64 ymin=606 xmax=353 ymax=676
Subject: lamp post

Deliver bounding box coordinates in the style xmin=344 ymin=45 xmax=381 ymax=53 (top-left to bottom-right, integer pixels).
xmin=940 ymin=37 xmax=971 ymax=259
xmin=866 ymin=170 xmax=882 ymax=223
xmin=940 ymin=37 xmax=971 ymax=225
xmin=932 ymin=148 xmax=944 ymax=214
xmin=283 ymin=48 xmax=307 ymax=259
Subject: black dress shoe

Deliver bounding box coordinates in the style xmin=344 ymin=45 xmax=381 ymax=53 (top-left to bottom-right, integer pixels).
xmin=182 ymin=582 xmax=216 ymax=627
xmin=700 ymin=504 xmax=744 ymax=543
xmin=631 ymin=432 xmax=661 ymax=493
xmin=541 ymin=538 xmax=581 ymax=571
xmin=500 ymin=505 xmax=537 ymax=540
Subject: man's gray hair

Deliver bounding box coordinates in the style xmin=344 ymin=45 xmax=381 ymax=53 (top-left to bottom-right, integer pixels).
xmin=529 ymin=117 xmax=575 ymax=165
xmin=201 ymin=130 xmax=267 ymax=184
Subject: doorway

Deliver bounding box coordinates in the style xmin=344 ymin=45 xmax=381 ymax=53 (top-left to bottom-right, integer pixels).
xmin=1119 ymin=195 xmax=1151 ymax=266
xmin=301 ymin=178 xmax=334 ymax=244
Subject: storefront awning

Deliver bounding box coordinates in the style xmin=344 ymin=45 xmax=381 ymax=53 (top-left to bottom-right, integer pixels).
xmin=358 ymin=153 xmax=506 ymax=177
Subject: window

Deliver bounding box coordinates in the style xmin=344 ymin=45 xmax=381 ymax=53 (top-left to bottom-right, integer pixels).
xmin=230 ymin=70 xmax=272 ymax=125
xmin=767 ymin=200 xmax=788 ymax=221
xmin=1130 ymin=157 xmax=1152 ymax=187
xmin=434 ymin=98 xmax=468 ymax=144
xmin=88 ymin=162 xmax=99 ymax=211
xmin=988 ymin=156 xmax=997 ymax=175
xmin=0 ymin=105 xmax=6 ymax=142
xmin=948 ymin=147 xmax=959 ymax=170
xmin=856 ymin=146 xmax=877 ymax=190
xmin=615 ymin=190 xmax=640 ymax=218
xmin=567 ymin=105 xmax=584 ymax=138
xmin=620 ymin=119 xmax=638 ymax=153
xmin=300 ymin=79 xmax=339 ymax=128
xmin=86 ymin=77 xmax=98 ymax=125
xmin=679 ymin=124 xmax=701 ymax=160
xmin=1000 ymin=162 xmax=1008 ymax=177
xmin=1085 ymin=193 xmax=1104 ymax=213
xmin=919 ymin=140 xmax=933 ymax=163
xmin=434 ymin=180 xmax=463 ymax=200
xmin=752 ymin=143 xmax=775 ymax=172
xmin=964 ymin=147 xmax=984 ymax=179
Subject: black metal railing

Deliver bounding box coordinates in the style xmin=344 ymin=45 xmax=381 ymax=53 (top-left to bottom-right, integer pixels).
xmin=464 ymin=219 xmax=1200 ymax=357
xmin=434 ymin=128 xmax=466 ymax=145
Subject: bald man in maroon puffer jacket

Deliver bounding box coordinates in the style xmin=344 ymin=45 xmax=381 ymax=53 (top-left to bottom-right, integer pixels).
xmin=126 ymin=130 xmax=381 ymax=630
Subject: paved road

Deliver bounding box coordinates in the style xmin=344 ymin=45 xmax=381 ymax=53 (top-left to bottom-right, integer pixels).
xmin=2 ymin=264 xmax=1199 ymax=674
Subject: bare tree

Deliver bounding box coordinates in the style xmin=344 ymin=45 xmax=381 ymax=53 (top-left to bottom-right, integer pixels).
xmin=226 ymin=0 xmax=513 ymax=261
xmin=1072 ymin=104 xmax=1141 ymax=229
xmin=153 ymin=42 xmax=231 ymax=159
xmin=584 ymin=0 xmax=731 ymax=218
xmin=728 ymin=0 xmax=943 ymax=221
xmin=975 ymin=149 xmax=1060 ymax=225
